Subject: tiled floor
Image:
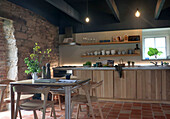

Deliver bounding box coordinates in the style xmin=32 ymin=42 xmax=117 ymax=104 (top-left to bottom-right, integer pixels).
xmin=1 ymin=101 xmax=170 ymax=119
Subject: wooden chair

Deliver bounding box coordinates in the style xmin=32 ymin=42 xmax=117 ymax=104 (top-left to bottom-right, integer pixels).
xmin=71 ymin=80 xmax=104 ymax=119
xmin=13 ymin=86 xmax=56 ymax=119
xmin=50 ymin=87 xmax=78 ymax=111
xmin=0 ymin=79 xmax=33 ymax=112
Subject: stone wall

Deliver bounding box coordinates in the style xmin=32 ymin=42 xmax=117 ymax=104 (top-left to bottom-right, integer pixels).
xmin=0 ymin=20 xmax=8 ymax=80
xmin=0 ymin=0 xmax=59 ymax=80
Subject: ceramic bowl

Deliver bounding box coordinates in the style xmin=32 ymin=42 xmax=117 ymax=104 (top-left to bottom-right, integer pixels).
xmin=106 ymin=50 xmax=110 ymax=55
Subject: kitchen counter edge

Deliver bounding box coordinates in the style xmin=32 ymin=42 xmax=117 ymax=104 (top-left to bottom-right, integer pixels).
xmin=53 ymin=66 xmax=170 ymax=70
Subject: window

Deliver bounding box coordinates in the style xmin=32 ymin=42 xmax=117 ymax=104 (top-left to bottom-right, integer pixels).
xmin=143 ymin=37 xmax=167 ymax=60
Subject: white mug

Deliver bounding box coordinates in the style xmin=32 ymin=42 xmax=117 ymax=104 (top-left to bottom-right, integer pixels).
xmin=101 ymin=50 xmax=105 ymax=55
xmin=111 ymin=50 xmax=116 ymax=55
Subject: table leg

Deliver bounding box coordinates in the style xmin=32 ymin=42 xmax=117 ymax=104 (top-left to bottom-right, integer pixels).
xmin=10 ymin=85 xmax=15 ymax=119
xmin=65 ymin=86 xmax=71 ymax=119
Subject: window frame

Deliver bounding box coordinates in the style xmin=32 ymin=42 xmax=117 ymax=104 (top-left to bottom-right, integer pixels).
xmin=142 ymin=36 xmax=168 ymax=60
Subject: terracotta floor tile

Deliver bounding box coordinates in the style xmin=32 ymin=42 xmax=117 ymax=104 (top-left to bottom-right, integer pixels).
xmin=154 ymin=116 xmax=166 ymax=119
xmin=118 ymin=116 xmax=130 ymax=119
xmin=2 ymin=101 xmax=170 ymax=119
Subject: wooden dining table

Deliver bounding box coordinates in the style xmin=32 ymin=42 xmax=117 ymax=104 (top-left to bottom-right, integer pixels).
xmin=10 ymin=78 xmax=91 ymax=119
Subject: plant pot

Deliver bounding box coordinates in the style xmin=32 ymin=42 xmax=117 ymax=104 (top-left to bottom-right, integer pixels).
xmin=31 ymin=72 xmax=38 ymax=83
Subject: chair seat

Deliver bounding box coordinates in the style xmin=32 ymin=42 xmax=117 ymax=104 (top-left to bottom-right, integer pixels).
xmin=4 ymin=94 xmax=33 ymax=102
xmin=50 ymin=88 xmax=76 ymax=95
xmin=19 ymin=100 xmax=55 ymax=111
xmin=50 ymin=88 xmax=65 ymax=95
xmin=72 ymin=95 xmax=97 ymax=103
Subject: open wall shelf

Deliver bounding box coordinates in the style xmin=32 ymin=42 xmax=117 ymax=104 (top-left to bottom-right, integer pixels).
xmin=81 ymin=53 xmax=140 ymax=58
xmin=80 ymin=41 xmax=140 ymax=46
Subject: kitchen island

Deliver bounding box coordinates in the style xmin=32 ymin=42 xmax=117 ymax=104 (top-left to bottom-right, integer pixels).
xmin=54 ymin=66 xmax=170 ymax=103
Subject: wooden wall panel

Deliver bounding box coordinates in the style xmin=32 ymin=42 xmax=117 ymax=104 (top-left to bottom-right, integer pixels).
xmin=114 ymin=70 xmax=136 ymax=99
xmin=93 ymin=70 xmax=114 ymax=98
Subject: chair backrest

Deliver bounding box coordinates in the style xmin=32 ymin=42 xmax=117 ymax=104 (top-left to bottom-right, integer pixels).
xmin=13 ymin=86 xmax=50 ymax=95
xmin=81 ymin=80 xmax=103 ymax=96
xmin=0 ymin=79 xmax=15 ymax=111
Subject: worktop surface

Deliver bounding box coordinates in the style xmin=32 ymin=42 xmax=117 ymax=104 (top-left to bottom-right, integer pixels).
xmin=54 ymin=65 xmax=170 ymax=70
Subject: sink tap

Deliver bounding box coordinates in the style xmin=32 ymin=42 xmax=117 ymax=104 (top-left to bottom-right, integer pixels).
xmin=150 ymin=61 xmax=158 ymax=66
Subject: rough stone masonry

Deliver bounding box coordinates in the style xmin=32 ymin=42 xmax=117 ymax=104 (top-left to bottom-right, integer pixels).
xmin=0 ymin=0 xmax=59 ymax=80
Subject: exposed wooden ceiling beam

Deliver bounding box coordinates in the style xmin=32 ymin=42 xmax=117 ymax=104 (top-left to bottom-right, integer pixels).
xmin=46 ymin=0 xmax=82 ymax=23
xmin=155 ymin=0 xmax=166 ymax=19
xmin=106 ymin=0 xmax=120 ymax=22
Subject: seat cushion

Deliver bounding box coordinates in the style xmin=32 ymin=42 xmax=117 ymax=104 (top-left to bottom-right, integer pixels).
xmin=19 ymin=100 xmax=54 ymax=111
xmin=72 ymin=95 xmax=97 ymax=103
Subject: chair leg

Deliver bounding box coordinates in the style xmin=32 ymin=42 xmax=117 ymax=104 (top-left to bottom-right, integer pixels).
xmin=71 ymin=101 xmax=75 ymax=118
xmin=76 ymin=104 xmax=80 ymax=119
xmin=96 ymin=100 xmax=104 ymax=119
xmin=33 ymin=110 xmax=38 ymax=119
xmin=52 ymin=104 xmax=56 ymax=119
xmin=58 ymin=95 xmax=62 ymax=110
xmin=14 ymin=93 xmax=21 ymax=119
xmin=86 ymin=105 xmax=90 ymax=116
xmin=87 ymin=103 xmax=95 ymax=119
xmin=85 ymin=90 xmax=95 ymax=119
xmin=79 ymin=104 xmax=83 ymax=112
xmin=18 ymin=110 xmax=22 ymax=119
xmin=50 ymin=93 xmax=54 ymax=117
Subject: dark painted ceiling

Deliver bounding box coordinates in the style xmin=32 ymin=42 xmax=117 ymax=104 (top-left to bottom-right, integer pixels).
xmin=7 ymin=0 xmax=170 ymax=34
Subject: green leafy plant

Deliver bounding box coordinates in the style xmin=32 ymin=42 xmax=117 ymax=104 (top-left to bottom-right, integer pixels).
xmin=85 ymin=61 xmax=92 ymax=66
xmin=147 ymin=48 xmax=163 ymax=57
xmin=24 ymin=43 xmax=52 ymax=74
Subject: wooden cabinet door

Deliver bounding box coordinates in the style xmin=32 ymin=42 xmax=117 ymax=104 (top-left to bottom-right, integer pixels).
xmin=137 ymin=70 xmax=162 ymax=100
xmin=114 ymin=70 xmax=137 ymax=99
xmin=73 ymin=70 xmax=93 ymax=80
xmin=162 ymin=70 xmax=170 ymax=101
xmin=72 ymin=70 xmax=93 ymax=95
xmin=93 ymin=70 xmax=114 ymax=98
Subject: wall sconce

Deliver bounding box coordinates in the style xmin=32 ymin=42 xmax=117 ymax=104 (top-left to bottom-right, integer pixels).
xmin=135 ymin=8 xmax=140 ymax=17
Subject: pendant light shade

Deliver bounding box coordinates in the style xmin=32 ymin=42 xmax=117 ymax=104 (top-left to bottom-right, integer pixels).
xmin=135 ymin=8 xmax=140 ymax=17
xmin=85 ymin=0 xmax=90 ymax=23
xmin=85 ymin=17 xmax=90 ymax=23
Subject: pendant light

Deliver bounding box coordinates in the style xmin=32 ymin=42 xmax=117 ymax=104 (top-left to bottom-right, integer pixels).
xmin=135 ymin=8 xmax=140 ymax=17
xmin=85 ymin=0 xmax=90 ymax=23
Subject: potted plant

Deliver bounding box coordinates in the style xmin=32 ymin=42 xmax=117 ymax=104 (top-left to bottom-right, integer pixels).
xmin=147 ymin=47 xmax=163 ymax=59
xmin=24 ymin=43 xmax=51 ymax=82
